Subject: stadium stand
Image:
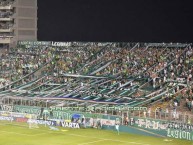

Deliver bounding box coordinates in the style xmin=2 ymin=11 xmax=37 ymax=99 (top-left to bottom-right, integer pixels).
xmin=0 ymin=42 xmax=193 ymax=118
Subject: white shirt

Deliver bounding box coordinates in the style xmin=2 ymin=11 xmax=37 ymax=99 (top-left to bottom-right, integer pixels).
xmin=174 ymin=102 xmax=178 ymax=107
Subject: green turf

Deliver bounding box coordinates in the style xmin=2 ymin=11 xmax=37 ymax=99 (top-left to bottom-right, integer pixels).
xmin=0 ymin=121 xmax=192 ymax=145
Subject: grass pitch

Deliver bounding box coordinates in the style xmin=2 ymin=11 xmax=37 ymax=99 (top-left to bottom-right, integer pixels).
xmin=0 ymin=121 xmax=192 ymax=145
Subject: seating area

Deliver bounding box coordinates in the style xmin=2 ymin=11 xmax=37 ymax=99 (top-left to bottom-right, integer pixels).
xmin=0 ymin=42 xmax=193 ymax=114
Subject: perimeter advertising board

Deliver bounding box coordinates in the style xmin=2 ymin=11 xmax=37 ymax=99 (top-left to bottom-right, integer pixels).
xmin=130 ymin=117 xmax=193 ymax=141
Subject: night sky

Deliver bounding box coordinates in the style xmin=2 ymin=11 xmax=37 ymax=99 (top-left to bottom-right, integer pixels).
xmin=37 ymin=0 xmax=193 ymax=43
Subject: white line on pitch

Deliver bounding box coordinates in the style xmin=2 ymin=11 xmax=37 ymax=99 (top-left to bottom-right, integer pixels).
xmin=78 ymin=139 xmax=107 ymax=145
xmin=0 ymin=130 xmax=32 ymax=136
xmin=0 ymin=123 xmax=150 ymax=145
xmin=68 ymin=133 xmax=150 ymax=145
xmin=0 ymin=130 xmax=47 ymax=136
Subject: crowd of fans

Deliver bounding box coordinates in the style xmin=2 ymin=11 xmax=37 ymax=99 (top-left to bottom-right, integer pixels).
xmin=0 ymin=43 xmax=193 ymax=117
xmin=0 ymin=44 xmax=103 ymax=88
xmin=0 ymin=46 xmax=52 ymax=88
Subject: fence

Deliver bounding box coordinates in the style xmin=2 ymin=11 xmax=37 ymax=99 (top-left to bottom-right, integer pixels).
xmin=1 ymin=102 xmax=193 ymax=125
xmin=127 ymin=109 xmax=193 ymax=124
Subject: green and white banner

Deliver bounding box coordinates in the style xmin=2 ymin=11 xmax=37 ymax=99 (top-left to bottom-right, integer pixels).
xmin=130 ymin=117 xmax=193 ymax=141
